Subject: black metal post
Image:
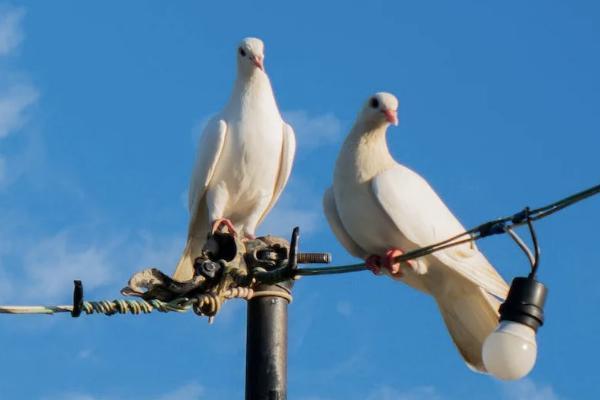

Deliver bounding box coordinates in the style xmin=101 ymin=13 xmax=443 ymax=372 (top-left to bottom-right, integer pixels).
xmin=245 ymin=280 xmax=292 ymax=400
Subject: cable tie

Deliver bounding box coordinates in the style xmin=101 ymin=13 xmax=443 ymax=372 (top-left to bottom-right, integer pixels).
xmin=511 ymin=208 xmax=530 ymax=224
xmin=71 ymin=280 xmax=84 ymax=318
xmin=478 ymin=221 xmax=507 ymax=237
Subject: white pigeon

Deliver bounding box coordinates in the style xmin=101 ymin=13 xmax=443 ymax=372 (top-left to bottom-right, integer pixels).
xmin=173 ymin=37 xmax=296 ymax=281
xmin=323 ymin=92 xmax=509 ymax=372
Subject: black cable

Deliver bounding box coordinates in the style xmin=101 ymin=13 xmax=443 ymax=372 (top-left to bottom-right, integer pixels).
xmin=295 ymin=182 xmax=600 ymax=277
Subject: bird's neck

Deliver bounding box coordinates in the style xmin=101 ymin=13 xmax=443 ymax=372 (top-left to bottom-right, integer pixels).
xmin=228 ymin=70 xmax=277 ymax=113
xmin=337 ymin=122 xmax=396 ymax=182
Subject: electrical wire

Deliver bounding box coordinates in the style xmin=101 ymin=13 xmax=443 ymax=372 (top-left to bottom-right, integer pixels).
xmin=0 ymin=183 xmax=597 ymax=316
xmin=296 ymin=183 xmax=600 ymax=277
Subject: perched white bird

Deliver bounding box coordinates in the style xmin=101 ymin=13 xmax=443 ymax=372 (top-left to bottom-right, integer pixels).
xmin=173 ymin=37 xmax=296 ymax=281
xmin=323 ymin=92 xmax=509 ymax=372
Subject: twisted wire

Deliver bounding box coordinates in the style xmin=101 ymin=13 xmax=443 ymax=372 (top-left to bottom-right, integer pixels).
xmin=0 ymin=286 xmax=260 ymax=317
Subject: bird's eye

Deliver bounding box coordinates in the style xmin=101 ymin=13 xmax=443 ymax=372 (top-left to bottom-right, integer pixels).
xmin=370 ymin=98 xmax=379 ymax=108
xmin=239 ymin=48 xmax=246 ymax=57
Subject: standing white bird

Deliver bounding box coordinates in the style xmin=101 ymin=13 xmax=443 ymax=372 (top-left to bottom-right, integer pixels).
xmin=173 ymin=37 xmax=296 ymax=281
xmin=323 ymin=92 xmax=509 ymax=372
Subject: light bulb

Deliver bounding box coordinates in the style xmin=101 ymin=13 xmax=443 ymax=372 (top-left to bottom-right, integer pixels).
xmin=482 ymin=321 xmax=537 ymax=380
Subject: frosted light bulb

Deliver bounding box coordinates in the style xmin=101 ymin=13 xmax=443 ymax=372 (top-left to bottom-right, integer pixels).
xmin=482 ymin=321 xmax=537 ymax=380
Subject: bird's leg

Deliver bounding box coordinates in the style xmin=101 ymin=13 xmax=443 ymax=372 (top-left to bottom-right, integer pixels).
xmin=240 ymin=191 xmax=270 ymax=242
xmin=383 ymin=248 xmax=417 ymax=277
xmin=211 ymin=218 xmax=237 ymax=236
xmin=364 ymin=255 xmax=383 ymax=275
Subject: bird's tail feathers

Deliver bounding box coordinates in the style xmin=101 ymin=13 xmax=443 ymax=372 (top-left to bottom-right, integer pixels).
xmin=434 ymin=283 xmax=501 ymax=373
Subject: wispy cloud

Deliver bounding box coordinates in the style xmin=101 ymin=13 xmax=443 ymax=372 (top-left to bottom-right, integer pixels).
xmin=283 ymin=110 xmax=342 ymax=149
xmin=156 ymin=382 xmax=205 ymax=400
xmin=318 ymin=349 xmax=369 ymax=382
xmin=0 ymin=83 xmax=38 ymax=139
xmin=0 ymin=5 xmax=24 ymax=56
xmin=59 ymin=394 xmax=98 ymax=400
xmin=43 ymin=393 xmax=100 ymax=400
xmin=0 ymin=5 xmax=39 ymax=186
xmin=502 ymin=379 xmax=561 ymax=400
xmin=298 ymin=397 xmax=334 ymax=400
xmin=0 ymin=223 xmax=184 ymax=304
xmin=260 ymin=192 xmax=321 ymax=238
xmin=259 ymin=174 xmax=324 ymax=238
xmin=366 ymin=385 xmax=442 ymax=400
xmin=21 ymin=231 xmax=117 ymax=302
xmin=43 ymin=381 xmax=205 ymax=400
xmin=335 ymin=300 xmax=353 ymax=317
xmin=78 ymin=348 xmax=94 ymax=360
xmin=0 ymin=155 xmax=5 ymax=182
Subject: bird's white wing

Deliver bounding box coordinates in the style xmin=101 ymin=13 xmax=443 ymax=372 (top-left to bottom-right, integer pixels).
xmin=371 ymin=165 xmax=508 ymax=298
xmin=323 ymin=187 xmax=369 ymax=259
xmin=188 ymin=118 xmax=228 ymax=215
xmin=258 ymin=122 xmax=296 ymax=225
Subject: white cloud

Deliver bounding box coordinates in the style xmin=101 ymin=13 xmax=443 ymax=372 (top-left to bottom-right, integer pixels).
xmin=0 ymin=223 xmax=184 ymax=304
xmin=0 ymin=83 xmax=38 ymax=138
xmin=321 ymin=350 xmax=368 ymax=381
xmin=20 ymin=232 xmax=118 ymax=302
xmin=0 ymin=155 xmax=5 ymax=183
xmin=43 ymin=382 xmax=205 ymax=400
xmin=259 ymin=176 xmax=323 ymax=238
xmin=0 ymin=6 xmax=24 ymax=56
xmin=335 ymin=300 xmax=352 ymax=317
xmin=298 ymin=397 xmax=333 ymax=400
xmin=42 ymin=393 xmax=101 ymax=400
xmin=283 ymin=110 xmax=342 ymax=149
xmin=78 ymin=348 xmax=94 ymax=360
xmin=61 ymin=394 xmax=99 ymax=400
xmin=502 ymin=379 xmax=561 ymax=400
xmin=129 ymin=231 xmax=183 ymax=273
xmin=156 ymin=382 xmax=204 ymax=400
xmin=0 ymin=5 xmax=39 ymax=187
xmin=260 ymin=196 xmax=321 ymax=238
xmin=366 ymin=386 xmax=442 ymax=400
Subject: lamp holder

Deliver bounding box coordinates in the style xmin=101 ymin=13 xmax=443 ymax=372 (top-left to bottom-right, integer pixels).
xmin=499 ymin=276 xmax=547 ymax=332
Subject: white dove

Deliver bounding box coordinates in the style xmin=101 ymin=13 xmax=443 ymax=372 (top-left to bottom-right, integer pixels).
xmin=323 ymin=92 xmax=509 ymax=372
xmin=173 ymin=37 xmax=296 ymax=281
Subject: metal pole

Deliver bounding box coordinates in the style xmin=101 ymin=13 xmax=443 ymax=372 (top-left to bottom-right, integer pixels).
xmin=245 ymin=281 xmax=292 ymax=400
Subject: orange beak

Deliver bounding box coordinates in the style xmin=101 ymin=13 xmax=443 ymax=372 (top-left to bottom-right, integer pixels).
xmin=251 ymin=56 xmax=264 ymax=70
xmin=383 ymin=109 xmax=398 ymax=126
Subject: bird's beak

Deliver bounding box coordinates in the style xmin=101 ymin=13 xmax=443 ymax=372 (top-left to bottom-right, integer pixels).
xmin=383 ymin=109 xmax=398 ymax=126
xmin=251 ymin=55 xmax=264 ymax=70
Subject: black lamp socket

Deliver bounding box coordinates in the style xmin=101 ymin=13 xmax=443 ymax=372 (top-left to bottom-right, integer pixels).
xmin=499 ymin=276 xmax=548 ymax=332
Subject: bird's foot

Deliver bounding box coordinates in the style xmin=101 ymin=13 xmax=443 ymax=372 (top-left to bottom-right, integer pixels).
xmin=365 ymin=255 xmax=383 ymax=275
xmin=211 ymin=218 xmax=237 ymax=236
xmin=383 ymin=248 xmax=418 ymax=277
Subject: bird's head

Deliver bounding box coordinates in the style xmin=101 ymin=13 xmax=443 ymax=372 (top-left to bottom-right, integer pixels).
xmin=359 ymin=92 xmax=399 ymax=127
xmin=237 ymin=37 xmax=265 ymax=74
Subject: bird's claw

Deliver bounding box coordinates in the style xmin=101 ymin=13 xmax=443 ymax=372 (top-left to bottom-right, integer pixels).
xmin=365 ymin=255 xmax=382 ymax=275
xmin=383 ymin=248 xmax=418 ymax=277
xmin=211 ymin=218 xmax=237 ymax=236
xmin=384 ymin=249 xmax=404 ymax=277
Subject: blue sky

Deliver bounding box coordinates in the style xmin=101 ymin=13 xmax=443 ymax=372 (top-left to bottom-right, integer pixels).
xmin=0 ymin=1 xmax=598 ymax=399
